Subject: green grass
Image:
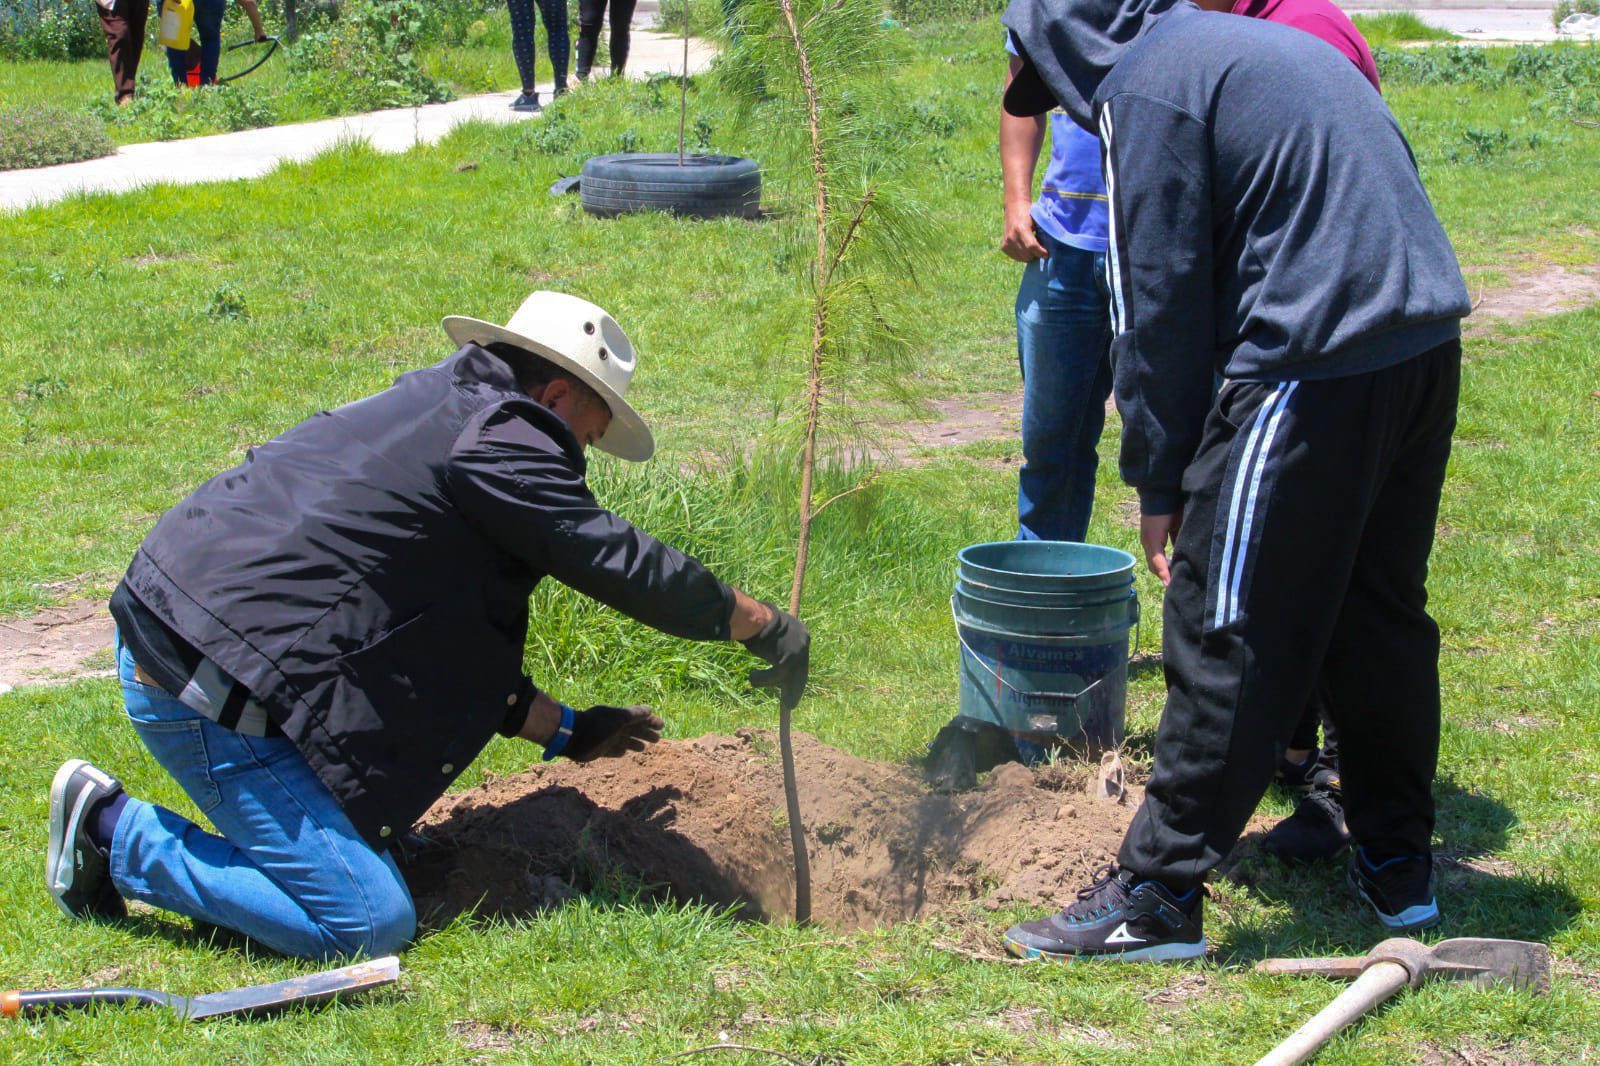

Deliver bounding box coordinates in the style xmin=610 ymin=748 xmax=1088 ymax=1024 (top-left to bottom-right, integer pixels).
xmin=0 ymin=8 xmax=537 ymax=147
xmin=1352 ymin=11 xmax=1456 ymax=48
xmin=2 ymin=18 xmax=1599 ymax=1063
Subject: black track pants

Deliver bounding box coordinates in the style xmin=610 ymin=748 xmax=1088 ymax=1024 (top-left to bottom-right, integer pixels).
xmin=576 ymin=0 xmax=637 ymax=74
xmin=509 ymin=0 xmax=570 ymax=91
xmin=1117 ymin=339 xmax=1461 ymax=890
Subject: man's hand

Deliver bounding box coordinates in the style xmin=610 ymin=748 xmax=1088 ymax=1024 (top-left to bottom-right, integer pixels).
xmin=1001 ymin=205 xmax=1048 ymax=263
xmin=742 ymin=602 xmax=810 ymax=707
xmin=1140 ymin=508 xmax=1183 ymax=587
xmin=564 ymin=704 xmax=664 ymax=762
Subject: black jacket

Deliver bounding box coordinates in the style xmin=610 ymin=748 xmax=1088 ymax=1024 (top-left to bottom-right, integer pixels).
xmin=120 ymin=345 xmax=735 ymax=846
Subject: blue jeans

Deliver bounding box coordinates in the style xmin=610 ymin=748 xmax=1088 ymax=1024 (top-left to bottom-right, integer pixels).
xmin=1014 ymin=235 xmax=1114 ymax=542
xmin=109 ymin=637 xmax=415 ymax=959
xmin=166 ymin=0 xmax=226 ymax=85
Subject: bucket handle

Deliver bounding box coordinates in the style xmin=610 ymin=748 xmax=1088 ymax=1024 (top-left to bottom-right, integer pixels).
xmin=950 ymin=595 xmax=1141 ymax=704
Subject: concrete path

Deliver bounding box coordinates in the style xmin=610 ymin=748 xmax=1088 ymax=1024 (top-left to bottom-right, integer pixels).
xmin=1341 ymin=1 xmax=1568 ymax=43
xmin=1 ymin=3 xmax=714 ymax=214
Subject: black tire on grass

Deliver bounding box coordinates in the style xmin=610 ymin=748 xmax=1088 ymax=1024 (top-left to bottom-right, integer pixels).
xmin=579 ymin=153 xmax=761 ymax=220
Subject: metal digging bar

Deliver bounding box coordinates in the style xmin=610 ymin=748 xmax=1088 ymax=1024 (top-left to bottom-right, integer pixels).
xmin=1252 ymin=937 xmax=1550 ymax=1066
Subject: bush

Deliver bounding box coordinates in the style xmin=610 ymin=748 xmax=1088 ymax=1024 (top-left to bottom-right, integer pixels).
xmin=885 ymin=0 xmax=1005 ymax=25
xmin=0 ymin=0 xmax=102 ymax=61
xmin=287 ymin=0 xmax=453 ymax=111
xmin=0 ymin=105 xmax=114 ymax=171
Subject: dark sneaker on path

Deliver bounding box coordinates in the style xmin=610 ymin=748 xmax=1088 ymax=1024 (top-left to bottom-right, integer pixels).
xmin=1004 ymin=864 xmax=1206 ymax=962
xmin=510 ymin=91 xmax=542 ymax=113
xmin=1349 ymin=848 xmax=1439 ymax=932
xmin=47 ymin=760 xmax=126 ymax=920
xmin=1263 ymin=785 xmax=1351 ymax=862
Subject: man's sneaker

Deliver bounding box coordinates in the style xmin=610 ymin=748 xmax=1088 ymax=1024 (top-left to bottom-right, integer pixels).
xmin=510 ymin=91 xmax=542 ymax=113
xmin=1349 ymin=848 xmax=1439 ymax=932
xmin=1275 ymin=749 xmax=1321 ymax=794
xmin=1263 ymin=785 xmax=1351 ymax=862
xmin=46 ymin=760 xmax=126 ymax=920
xmin=1004 ymin=864 xmax=1206 ymax=962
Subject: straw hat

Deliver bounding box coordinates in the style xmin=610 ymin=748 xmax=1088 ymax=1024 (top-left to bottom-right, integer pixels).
xmin=443 ymin=291 xmax=654 ymax=461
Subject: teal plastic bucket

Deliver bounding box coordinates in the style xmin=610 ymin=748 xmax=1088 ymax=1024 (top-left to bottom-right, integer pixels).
xmin=954 ymin=541 xmax=1139 ymax=758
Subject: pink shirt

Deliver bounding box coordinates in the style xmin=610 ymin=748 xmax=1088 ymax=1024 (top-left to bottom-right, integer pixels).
xmin=1231 ymin=0 xmax=1382 ymax=92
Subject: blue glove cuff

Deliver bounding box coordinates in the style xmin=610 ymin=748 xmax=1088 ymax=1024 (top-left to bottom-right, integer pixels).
xmin=542 ymin=703 xmax=576 ymax=761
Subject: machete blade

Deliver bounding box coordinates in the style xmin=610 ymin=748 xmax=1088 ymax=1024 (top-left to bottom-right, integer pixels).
xmin=180 ymin=956 xmax=400 ymax=1020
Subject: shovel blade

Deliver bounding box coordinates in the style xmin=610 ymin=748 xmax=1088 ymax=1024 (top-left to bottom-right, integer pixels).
xmin=1424 ymin=938 xmax=1550 ymax=993
xmin=181 ymin=956 xmax=400 ymax=1020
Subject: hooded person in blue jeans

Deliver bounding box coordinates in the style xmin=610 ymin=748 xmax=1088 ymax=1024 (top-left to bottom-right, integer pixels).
xmin=45 ymin=292 xmax=810 ymax=960
xmin=998 ymin=0 xmax=1468 ymax=961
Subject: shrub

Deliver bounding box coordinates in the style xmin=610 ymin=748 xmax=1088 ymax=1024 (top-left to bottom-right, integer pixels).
xmin=0 ymin=0 xmax=102 ymax=61
xmin=287 ymin=0 xmax=453 ymax=111
xmin=886 ymin=0 xmax=1005 ymax=25
xmin=0 ymin=105 xmax=115 ymax=171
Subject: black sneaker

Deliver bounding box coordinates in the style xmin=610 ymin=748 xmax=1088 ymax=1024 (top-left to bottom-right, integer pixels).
xmin=1004 ymin=865 xmax=1206 ymax=962
xmin=1349 ymin=848 xmax=1439 ymax=932
xmin=1275 ymin=749 xmax=1320 ymax=794
xmin=1263 ymin=785 xmax=1351 ymax=862
xmin=46 ymin=760 xmax=126 ymax=920
xmin=510 ymin=91 xmax=542 ymax=113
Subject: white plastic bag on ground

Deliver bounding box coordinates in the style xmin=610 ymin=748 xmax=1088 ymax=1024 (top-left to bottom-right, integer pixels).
xmin=1558 ymin=13 xmax=1600 ymax=37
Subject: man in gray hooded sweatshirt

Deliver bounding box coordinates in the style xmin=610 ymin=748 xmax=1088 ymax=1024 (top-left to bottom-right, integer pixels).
xmin=1000 ymin=0 xmax=1470 ymax=960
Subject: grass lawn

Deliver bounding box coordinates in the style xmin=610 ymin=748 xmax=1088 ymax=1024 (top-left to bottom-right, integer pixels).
xmin=1 ymin=17 xmax=1597 ymax=1064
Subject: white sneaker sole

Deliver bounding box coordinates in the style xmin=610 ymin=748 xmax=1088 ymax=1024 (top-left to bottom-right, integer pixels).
xmin=46 ymin=759 xmax=118 ymax=918
xmin=1005 ymin=936 xmax=1207 ymax=963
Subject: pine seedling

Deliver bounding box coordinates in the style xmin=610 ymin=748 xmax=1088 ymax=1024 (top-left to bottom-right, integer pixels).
xmin=719 ymin=0 xmax=927 ymax=923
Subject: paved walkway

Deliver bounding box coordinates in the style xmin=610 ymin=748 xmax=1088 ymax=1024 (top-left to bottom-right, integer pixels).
xmin=1 ymin=5 xmax=714 ymax=214
xmin=1342 ymin=1 xmax=1570 ymax=42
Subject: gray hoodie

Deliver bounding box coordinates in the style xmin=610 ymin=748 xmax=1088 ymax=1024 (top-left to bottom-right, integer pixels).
xmin=1003 ymin=0 xmax=1470 ymax=513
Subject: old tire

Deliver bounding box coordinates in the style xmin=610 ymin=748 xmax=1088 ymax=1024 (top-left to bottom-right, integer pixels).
xmin=579 ymin=153 xmax=761 ymax=220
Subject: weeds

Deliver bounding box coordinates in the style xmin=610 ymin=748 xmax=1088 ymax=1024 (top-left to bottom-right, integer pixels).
xmin=0 ymin=103 xmax=112 ymax=170
xmin=0 ymin=0 xmax=100 ymax=61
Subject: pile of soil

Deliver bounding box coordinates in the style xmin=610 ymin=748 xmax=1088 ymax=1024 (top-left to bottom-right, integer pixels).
xmin=405 ymin=730 xmax=1140 ymax=931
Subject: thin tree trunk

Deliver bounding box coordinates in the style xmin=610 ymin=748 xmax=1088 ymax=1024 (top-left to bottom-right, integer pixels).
xmin=775 ymin=0 xmax=830 ymax=926
xmin=678 ymin=0 xmax=690 ymax=164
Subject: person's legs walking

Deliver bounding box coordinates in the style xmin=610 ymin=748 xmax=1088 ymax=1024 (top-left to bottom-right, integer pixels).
xmin=105 ymin=640 xmax=414 ymax=959
xmin=575 ymin=0 xmax=604 ymax=79
xmin=1014 ymin=237 xmax=1113 ymax=542
xmin=536 ymin=0 xmax=570 ymax=93
xmin=98 ymin=0 xmax=150 ymax=104
xmin=193 ymin=0 xmax=225 ymax=84
xmin=608 ymin=0 xmax=638 ymax=74
xmin=508 ymin=0 xmax=539 ymax=94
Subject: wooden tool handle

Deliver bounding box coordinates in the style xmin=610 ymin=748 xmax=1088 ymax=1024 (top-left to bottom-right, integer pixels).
xmin=1254 ymin=957 xmax=1369 ymax=980
xmin=1253 ymin=961 xmax=1411 ymax=1066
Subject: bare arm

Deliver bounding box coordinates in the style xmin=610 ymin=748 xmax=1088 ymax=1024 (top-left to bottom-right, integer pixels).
xmin=1000 ymin=55 xmax=1049 ymax=263
xmin=236 ymin=0 xmax=267 ymax=39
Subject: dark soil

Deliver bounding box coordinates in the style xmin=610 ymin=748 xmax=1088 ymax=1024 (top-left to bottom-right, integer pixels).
xmin=405 ymin=729 xmax=1139 ymax=932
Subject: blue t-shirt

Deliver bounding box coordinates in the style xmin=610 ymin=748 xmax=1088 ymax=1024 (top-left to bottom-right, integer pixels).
xmin=1006 ymin=34 xmax=1109 ymax=252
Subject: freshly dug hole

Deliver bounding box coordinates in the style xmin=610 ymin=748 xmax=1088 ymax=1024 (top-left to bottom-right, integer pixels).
xmin=406 ymin=730 xmax=1140 ymax=931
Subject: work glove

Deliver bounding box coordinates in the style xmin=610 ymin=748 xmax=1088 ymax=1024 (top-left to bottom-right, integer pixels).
xmin=563 ymin=704 xmax=664 ymax=762
xmin=741 ymin=602 xmax=810 ymax=707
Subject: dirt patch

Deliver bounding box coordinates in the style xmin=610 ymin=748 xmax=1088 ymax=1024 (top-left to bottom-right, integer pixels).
xmin=407 ymin=730 xmax=1138 ymax=931
xmin=0 ymin=599 xmax=115 ymax=692
xmin=1469 ymin=265 xmax=1600 ymax=333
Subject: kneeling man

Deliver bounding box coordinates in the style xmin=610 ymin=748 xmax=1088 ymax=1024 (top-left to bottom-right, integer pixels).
xmin=47 ymin=291 xmax=809 ymax=960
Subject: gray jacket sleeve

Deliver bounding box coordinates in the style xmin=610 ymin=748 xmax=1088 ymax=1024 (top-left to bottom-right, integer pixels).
xmin=1099 ymin=92 xmax=1217 ymax=516
xmin=446 ymin=403 xmax=735 ymax=642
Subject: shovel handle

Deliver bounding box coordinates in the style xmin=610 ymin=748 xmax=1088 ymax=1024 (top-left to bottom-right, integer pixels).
xmin=1253 ymin=960 xmax=1410 ymax=1066
xmin=3 ymin=988 xmax=175 ymax=1016
xmin=1254 ymin=957 xmax=1369 ymax=980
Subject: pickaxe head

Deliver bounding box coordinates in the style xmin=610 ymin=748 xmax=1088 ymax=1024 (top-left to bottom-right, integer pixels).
xmin=1256 ymin=937 xmax=1550 ymax=993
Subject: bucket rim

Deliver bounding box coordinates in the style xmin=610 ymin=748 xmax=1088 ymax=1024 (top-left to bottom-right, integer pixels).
xmin=956 ymin=540 xmax=1137 ymax=583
